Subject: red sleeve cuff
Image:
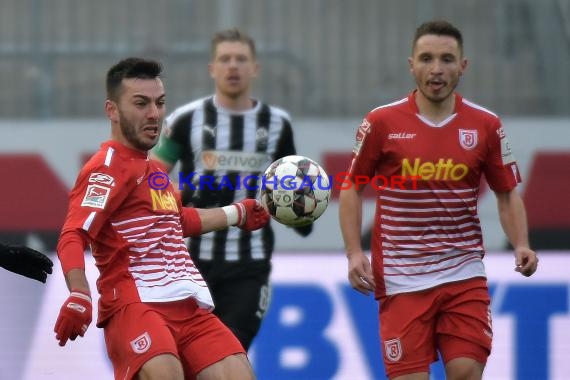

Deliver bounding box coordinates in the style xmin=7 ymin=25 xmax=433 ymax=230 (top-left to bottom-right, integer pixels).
xmin=181 ymin=207 xmax=202 ymax=237
xmin=57 ymin=230 xmax=88 ymax=274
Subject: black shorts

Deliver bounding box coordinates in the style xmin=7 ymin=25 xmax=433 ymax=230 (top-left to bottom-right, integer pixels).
xmin=194 ymin=259 xmax=272 ymax=350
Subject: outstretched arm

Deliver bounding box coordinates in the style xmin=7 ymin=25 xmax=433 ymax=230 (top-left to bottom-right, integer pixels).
xmin=0 ymin=242 xmax=53 ymax=283
xmin=181 ymin=199 xmax=270 ymax=237
xmin=496 ymin=189 xmax=538 ymax=277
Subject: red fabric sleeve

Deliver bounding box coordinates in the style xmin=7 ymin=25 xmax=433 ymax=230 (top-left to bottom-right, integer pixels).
xmin=57 ymin=229 xmax=89 ymax=274
xmin=484 ymin=120 xmax=521 ymax=192
xmin=348 ymin=114 xmax=384 ymax=184
xmin=181 ymin=207 xmax=202 ymax=237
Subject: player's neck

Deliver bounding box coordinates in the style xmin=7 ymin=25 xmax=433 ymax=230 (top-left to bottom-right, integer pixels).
xmin=415 ymin=91 xmax=456 ymax=125
xmin=214 ymin=93 xmax=254 ymax=112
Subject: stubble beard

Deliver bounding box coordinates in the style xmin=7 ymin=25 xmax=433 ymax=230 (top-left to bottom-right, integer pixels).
xmin=119 ymin=112 xmax=157 ymax=152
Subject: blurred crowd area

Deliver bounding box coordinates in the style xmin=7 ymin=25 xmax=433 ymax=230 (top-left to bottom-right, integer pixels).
xmin=1 ymin=0 xmax=569 ymax=119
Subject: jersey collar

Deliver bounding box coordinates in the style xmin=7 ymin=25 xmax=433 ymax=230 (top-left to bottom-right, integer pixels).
xmin=101 ymin=140 xmax=148 ymax=160
xmin=408 ymin=90 xmax=464 ymax=114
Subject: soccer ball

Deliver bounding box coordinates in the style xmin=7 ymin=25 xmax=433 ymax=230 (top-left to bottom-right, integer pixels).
xmin=259 ymin=155 xmax=331 ymax=226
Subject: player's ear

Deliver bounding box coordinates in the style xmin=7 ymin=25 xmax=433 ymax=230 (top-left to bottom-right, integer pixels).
xmin=252 ymin=62 xmax=260 ymax=78
xmin=105 ymin=99 xmax=119 ymax=123
xmin=459 ymin=57 xmax=468 ymax=76
xmin=208 ymin=62 xmax=215 ymax=79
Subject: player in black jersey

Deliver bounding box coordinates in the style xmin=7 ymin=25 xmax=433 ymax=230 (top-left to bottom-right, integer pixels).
xmin=152 ymin=28 xmax=311 ymax=350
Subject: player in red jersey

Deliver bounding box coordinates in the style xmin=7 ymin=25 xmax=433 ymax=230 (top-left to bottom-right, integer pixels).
xmin=53 ymin=57 xmax=268 ymax=380
xmin=339 ymin=20 xmax=538 ymax=380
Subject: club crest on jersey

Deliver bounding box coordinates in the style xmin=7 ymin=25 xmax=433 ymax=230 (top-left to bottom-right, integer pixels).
xmin=130 ymin=332 xmax=151 ymax=354
xmin=459 ymin=129 xmax=478 ymax=150
xmin=81 ymin=184 xmax=111 ymax=209
xmin=384 ymin=338 xmax=403 ymax=362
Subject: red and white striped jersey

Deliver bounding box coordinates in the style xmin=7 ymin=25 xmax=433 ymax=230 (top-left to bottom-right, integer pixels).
xmin=61 ymin=140 xmax=212 ymax=325
xmin=348 ymin=91 xmax=521 ymax=297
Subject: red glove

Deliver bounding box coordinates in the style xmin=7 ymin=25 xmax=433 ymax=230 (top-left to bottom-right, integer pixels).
xmin=233 ymin=199 xmax=270 ymax=231
xmin=54 ymin=289 xmax=92 ymax=346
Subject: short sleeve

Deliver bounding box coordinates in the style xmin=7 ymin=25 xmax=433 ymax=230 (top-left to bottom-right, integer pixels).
xmin=61 ymin=162 xmax=133 ymax=240
xmin=484 ymin=120 xmax=522 ymax=192
xmin=347 ymin=115 xmax=384 ymax=180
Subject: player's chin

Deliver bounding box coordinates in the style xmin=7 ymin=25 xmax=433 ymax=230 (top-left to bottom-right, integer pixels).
xmin=222 ymin=87 xmax=246 ymax=98
xmin=140 ymin=136 xmax=159 ymax=151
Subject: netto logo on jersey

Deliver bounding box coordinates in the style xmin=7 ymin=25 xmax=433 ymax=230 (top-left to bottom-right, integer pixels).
xmin=150 ymin=189 xmax=179 ymax=212
xmin=201 ymin=151 xmax=270 ymax=172
xmin=402 ymin=158 xmax=469 ymax=180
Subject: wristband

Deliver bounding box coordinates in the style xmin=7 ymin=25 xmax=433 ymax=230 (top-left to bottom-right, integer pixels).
xmin=70 ymin=289 xmax=92 ymax=303
xmin=222 ymin=205 xmax=239 ymax=226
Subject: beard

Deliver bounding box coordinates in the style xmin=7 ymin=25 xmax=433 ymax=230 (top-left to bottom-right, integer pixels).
xmin=118 ymin=111 xmax=158 ymax=151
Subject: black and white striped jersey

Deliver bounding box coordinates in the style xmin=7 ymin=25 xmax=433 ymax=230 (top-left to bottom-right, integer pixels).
xmin=154 ymin=95 xmax=305 ymax=262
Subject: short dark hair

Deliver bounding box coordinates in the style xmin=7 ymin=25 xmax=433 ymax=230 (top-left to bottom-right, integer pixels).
xmin=412 ymin=20 xmax=463 ymax=55
xmin=106 ymin=57 xmax=163 ymax=101
xmin=211 ymin=28 xmax=256 ymax=59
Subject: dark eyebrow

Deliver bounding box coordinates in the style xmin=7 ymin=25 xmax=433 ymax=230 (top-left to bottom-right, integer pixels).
xmin=132 ymin=94 xmax=165 ymax=102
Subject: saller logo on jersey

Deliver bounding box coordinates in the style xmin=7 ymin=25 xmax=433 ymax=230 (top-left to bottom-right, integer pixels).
xmin=402 ymin=158 xmax=469 ymax=180
xmin=384 ymin=338 xmax=403 ymax=362
xmin=130 ymin=332 xmax=152 ymax=354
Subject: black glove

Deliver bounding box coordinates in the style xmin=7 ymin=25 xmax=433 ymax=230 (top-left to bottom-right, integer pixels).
xmin=0 ymin=243 xmax=53 ymax=283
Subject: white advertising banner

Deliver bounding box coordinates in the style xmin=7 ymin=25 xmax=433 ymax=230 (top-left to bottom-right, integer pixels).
xmin=8 ymin=252 xmax=570 ymax=380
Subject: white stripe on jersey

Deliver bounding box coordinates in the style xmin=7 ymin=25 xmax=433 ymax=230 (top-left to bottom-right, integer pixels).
xmin=112 ymin=214 xmax=166 ymax=226
xmin=462 ymin=98 xmax=498 ymax=117
xmin=82 ymin=211 xmax=96 ymax=231
xmin=370 ymin=97 xmax=408 ymax=112
xmin=381 ymin=214 xmax=474 ymax=222
xmin=111 ymin=212 xmax=210 ymax=304
xmin=382 ymin=237 xmax=483 ymax=250
xmin=382 ymin=252 xmax=483 ymax=276
xmin=104 ymin=147 xmax=114 ymax=167
xmin=380 ymin=195 xmax=478 ymax=203
xmin=381 ymin=230 xmax=482 ymax=241
xmin=381 ymin=221 xmax=480 ymax=232
xmin=385 ymin=187 xmax=477 ymax=194
xmin=376 ymin=181 xmax=484 ymax=295
xmin=381 ymin=205 xmax=477 ymax=213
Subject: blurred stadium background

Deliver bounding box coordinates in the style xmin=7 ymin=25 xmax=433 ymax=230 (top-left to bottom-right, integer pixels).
xmin=0 ymin=1 xmax=569 ymax=379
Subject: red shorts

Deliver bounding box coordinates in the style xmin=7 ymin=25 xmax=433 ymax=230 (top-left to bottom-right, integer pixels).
xmin=103 ymin=298 xmax=245 ymax=380
xmin=379 ymin=277 xmax=492 ymax=379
